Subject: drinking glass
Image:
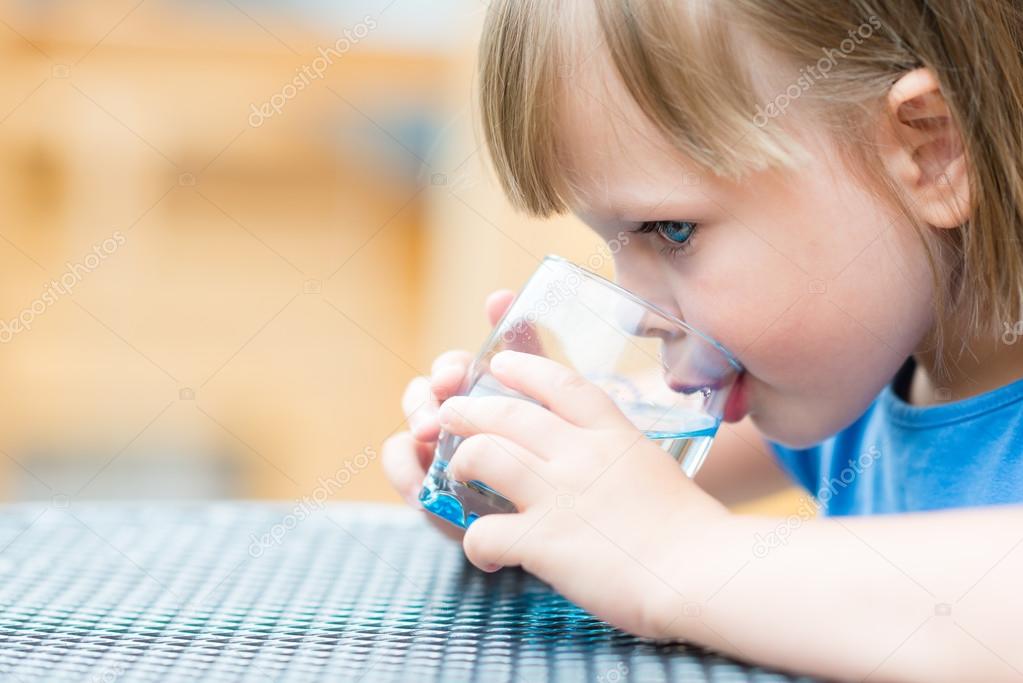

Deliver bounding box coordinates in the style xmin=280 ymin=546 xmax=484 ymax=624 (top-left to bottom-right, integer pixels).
xmin=419 ymin=255 xmax=741 ymax=528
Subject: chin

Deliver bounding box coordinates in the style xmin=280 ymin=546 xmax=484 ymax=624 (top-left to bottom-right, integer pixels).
xmin=749 ymin=401 xmax=863 ymax=450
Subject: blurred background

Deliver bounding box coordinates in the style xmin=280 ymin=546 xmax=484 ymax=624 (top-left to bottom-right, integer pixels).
xmin=0 ymin=0 xmax=799 ymax=513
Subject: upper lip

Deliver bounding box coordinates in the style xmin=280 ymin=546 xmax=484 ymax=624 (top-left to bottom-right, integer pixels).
xmin=665 ymin=372 xmax=736 ymax=394
xmin=661 ymin=340 xmax=741 ymax=394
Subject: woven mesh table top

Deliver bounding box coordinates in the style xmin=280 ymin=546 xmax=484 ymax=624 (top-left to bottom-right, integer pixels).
xmin=0 ymin=503 xmax=816 ymax=682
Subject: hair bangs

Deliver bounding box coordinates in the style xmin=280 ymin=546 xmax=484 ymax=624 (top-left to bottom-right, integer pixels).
xmin=478 ymin=0 xmax=803 ymax=218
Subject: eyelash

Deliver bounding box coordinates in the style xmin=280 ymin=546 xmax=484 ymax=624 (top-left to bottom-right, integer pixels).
xmin=634 ymin=220 xmax=699 ymax=258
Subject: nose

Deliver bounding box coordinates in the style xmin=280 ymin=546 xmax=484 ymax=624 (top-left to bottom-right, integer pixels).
xmin=614 ymin=251 xmax=660 ymax=306
xmin=612 ymin=296 xmax=725 ymax=392
xmin=613 ymin=254 xmax=684 ymax=340
xmin=612 ymin=254 xmax=732 ymax=391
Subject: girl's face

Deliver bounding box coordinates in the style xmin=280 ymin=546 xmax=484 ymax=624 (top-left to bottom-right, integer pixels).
xmin=560 ymin=64 xmax=936 ymax=447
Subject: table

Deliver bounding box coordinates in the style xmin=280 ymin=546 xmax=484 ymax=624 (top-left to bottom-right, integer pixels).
xmin=0 ymin=503 xmax=816 ymax=682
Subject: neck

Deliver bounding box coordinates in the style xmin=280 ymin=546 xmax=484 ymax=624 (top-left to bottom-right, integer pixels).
xmin=910 ymin=324 xmax=1023 ymax=405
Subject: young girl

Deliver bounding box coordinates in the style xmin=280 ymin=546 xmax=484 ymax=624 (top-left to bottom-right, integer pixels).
xmin=383 ymin=1 xmax=1023 ymax=679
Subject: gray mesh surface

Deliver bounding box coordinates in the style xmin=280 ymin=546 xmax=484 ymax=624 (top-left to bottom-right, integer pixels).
xmin=0 ymin=503 xmax=816 ymax=682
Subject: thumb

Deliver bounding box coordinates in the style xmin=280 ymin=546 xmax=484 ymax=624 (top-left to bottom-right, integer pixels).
xmin=483 ymin=288 xmax=544 ymax=356
xmin=484 ymin=289 xmax=516 ymax=327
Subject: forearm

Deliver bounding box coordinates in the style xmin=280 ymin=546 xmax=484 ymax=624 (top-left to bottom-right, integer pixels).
xmin=669 ymin=505 xmax=1023 ymax=682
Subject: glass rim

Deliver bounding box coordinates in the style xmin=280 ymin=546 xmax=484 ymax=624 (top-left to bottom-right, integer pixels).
xmin=540 ymin=254 xmax=743 ymax=372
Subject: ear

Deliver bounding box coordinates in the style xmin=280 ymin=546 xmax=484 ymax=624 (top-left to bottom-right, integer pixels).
xmin=877 ymin=68 xmax=970 ymax=228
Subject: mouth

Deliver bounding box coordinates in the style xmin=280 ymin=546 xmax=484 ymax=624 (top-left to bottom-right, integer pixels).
xmin=722 ymin=371 xmax=748 ymax=423
xmin=663 ymin=368 xmax=750 ymax=422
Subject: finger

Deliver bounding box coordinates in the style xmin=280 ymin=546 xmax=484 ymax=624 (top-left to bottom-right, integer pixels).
xmin=484 ymin=289 xmax=516 ymax=326
xmin=402 ymin=376 xmax=439 ymax=441
xmin=431 ymin=349 xmax=473 ymax=376
xmin=382 ymin=432 xmax=431 ymax=507
xmin=413 ymin=435 xmax=436 ymax=473
xmin=430 ymin=350 xmax=473 ymax=401
xmin=487 ymin=289 xmax=546 ymax=356
xmin=438 ymin=394 xmax=573 ymax=459
xmin=447 ymin=434 xmax=552 ymax=509
xmin=489 ymin=350 xmax=631 ymax=429
xmin=462 ymin=512 xmax=532 ymax=572
xmin=497 ymin=317 xmax=544 ymax=356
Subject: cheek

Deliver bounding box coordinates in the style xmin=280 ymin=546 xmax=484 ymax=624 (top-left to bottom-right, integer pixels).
xmin=745 ymin=242 xmax=933 ymax=446
xmin=725 ymin=218 xmax=934 ymax=378
xmin=664 ymin=173 xmax=936 ymax=444
xmin=699 ymin=155 xmax=934 ymax=368
xmin=663 ymin=221 xmax=809 ymax=358
xmin=766 ymin=230 xmax=933 ymax=444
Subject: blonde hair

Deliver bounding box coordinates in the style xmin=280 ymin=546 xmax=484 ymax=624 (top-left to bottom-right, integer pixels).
xmin=478 ymin=0 xmax=1023 ymax=363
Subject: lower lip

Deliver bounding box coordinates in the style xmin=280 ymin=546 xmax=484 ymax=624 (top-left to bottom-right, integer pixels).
xmin=722 ymin=372 xmax=748 ymax=423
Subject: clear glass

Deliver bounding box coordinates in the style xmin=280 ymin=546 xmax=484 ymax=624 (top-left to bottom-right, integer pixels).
xmin=420 ymin=255 xmax=742 ymax=529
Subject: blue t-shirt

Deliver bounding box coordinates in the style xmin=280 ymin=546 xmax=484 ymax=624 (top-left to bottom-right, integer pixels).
xmin=770 ymin=359 xmax=1023 ymax=515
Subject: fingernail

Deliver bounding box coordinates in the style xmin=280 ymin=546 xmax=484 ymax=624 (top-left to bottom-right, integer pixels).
xmin=431 ymin=366 xmax=463 ymax=394
xmin=483 ymin=563 xmax=501 ymax=573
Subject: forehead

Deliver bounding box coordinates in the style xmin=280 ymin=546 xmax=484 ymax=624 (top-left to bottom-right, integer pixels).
xmin=554 ymin=52 xmax=710 ymax=220
xmin=480 ymin=0 xmax=804 ymax=220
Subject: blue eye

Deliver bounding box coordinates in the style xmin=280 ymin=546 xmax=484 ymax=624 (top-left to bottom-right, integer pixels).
xmin=635 ymin=220 xmax=699 ymax=256
xmin=657 ymin=220 xmax=696 ymax=244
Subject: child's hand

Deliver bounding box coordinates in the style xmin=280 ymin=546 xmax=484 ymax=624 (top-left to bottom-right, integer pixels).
xmin=382 ymin=290 xmax=517 ymax=541
xmin=438 ymin=350 xmax=730 ymax=638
